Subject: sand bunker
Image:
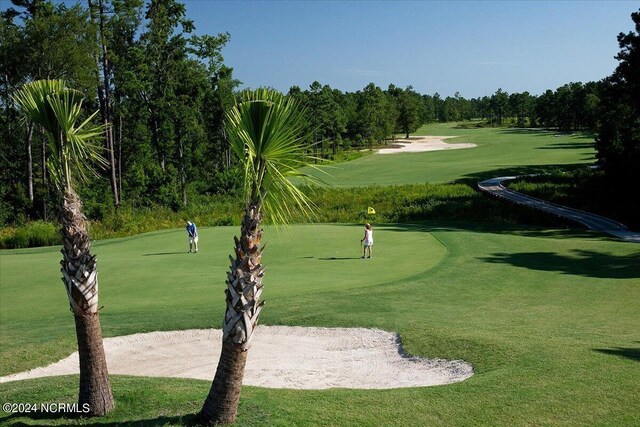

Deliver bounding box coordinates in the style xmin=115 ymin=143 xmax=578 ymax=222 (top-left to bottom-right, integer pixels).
xmin=0 ymin=326 xmax=473 ymax=389
xmin=378 ymin=136 xmax=476 ymax=154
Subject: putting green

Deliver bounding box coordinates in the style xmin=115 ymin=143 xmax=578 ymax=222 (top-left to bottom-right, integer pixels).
xmin=0 ymin=224 xmax=446 ymax=375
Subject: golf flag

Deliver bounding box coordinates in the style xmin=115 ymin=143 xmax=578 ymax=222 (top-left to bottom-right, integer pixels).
xmin=367 ymin=206 xmax=376 ymax=215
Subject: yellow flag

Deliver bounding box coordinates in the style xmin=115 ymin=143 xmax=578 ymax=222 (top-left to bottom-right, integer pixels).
xmin=367 ymin=206 xmax=376 ymax=215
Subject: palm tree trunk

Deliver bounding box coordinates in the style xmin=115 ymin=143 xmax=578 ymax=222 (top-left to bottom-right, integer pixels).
xmin=200 ymin=203 xmax=265 ymax=425
xmin=199 ymin=341 xmax=248 ymax=425
xmin=74 ymin=312 xmax=114 ymax=415
xmin=61 ymin=189 xmax=114 ymax=416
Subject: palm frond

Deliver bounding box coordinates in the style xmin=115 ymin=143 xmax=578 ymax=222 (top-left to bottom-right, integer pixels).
xmin=11 ymin=79 xmax=65 ymax=137
xmin=225 ymin=89 xmax=320 ymax=223
xmin=12 ymin=80 xmax=106 ymax=192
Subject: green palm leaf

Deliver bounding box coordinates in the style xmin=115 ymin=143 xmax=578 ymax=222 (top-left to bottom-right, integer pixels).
xmin=226 ymin=89 xmax=320 ymax=224
xmin=12 ymin=80 xmax=107 ymax=192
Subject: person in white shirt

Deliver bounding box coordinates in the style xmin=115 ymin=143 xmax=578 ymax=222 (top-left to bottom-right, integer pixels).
xmin=360 ymin=223 xmax=373 ymax=259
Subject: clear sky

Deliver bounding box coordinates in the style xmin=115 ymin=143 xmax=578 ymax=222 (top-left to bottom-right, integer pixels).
xmin=182 ymin=0 xmax=638 ymax=98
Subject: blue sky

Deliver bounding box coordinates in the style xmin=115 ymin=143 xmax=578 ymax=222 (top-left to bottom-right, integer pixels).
xmin=183 ymin=0 xmax=637 ymax=98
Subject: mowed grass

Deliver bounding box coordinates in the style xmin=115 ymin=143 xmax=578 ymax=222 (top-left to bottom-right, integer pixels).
xmin=1 ymin=223 xmax=639 ymax=426
xmin=0 ymin=224 xmax=446 ymax=376
xmin=306 ymin=124 xmax=596 ymax=186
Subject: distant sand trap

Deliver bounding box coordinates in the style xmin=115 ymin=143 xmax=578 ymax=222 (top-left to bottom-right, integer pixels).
xmin=378 ymin=136 xmax=476 ymax=154
xmin=0 ymin=326 xmax=473 ymax=389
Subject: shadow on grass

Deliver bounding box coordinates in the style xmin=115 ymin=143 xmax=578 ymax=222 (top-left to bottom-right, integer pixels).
xmin=382 ymin=221 xmax=599 ymax=241
xmin=536 ymin=142 xmax=595 ymax=150
xmin=497 ymin=128 xmax=555 ymax=137
xmin=1 ymin=412 xmax=200 ymax=427
xmin=479 ymin=249 xmax=640 ymax=279
xmin=142 ymin=252 xmax=186 ymax=256
xmin=497 ymin=128 xmax=595 ymax=140
xmin=593 ymin=347 xmax=640 ymax=362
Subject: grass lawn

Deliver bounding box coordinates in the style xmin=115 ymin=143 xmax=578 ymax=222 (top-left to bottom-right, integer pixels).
xmin=1 ymin=223 xmax=639 ymax=426
xmin=305 ymin=124 xmax=596 ymax=187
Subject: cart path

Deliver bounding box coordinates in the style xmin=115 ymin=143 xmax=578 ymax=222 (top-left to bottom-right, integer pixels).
xmin=478 ymin=176 xmax=640 ymax=243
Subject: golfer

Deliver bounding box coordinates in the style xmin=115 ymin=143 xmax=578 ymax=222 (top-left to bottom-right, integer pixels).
xmin=186 ymin=221 xmax=198 ymax=253
xmin=360 ymin=223 xmax=373 ymax=259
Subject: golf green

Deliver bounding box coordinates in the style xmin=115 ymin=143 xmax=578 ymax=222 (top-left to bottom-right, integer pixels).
xmin=0 ymin=224 xmax=446 ymax=376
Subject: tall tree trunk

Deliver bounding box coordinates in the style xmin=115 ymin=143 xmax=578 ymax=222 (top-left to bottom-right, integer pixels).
xmin=74 ymin=312 xmax=114 ymax=416
xmin=98 ymin=0 xmax=119 ymax=207
xmin=41 ymin=129 xmax=48 ymax=221
xmin=89 ymin=0 xmax=119 ymax=207
xmin=118 ymin=113 xmax=123 ymax=202
xmin=200 ymin=203 xmax=265 ymax=425
xmin=60 ymin=189 xmax=115 ymax=416
xmin=150 ymin=112 xmax=164 ymax=171
xmin=26 ymin=124 xmax=34 ymax=203
xmin=177 ymin=126 xmax=187 ymax=206
xmin=180 ymin=148 xmax=187 ymax=206
xmin=200 ymin=342 xmax=248 ymax=425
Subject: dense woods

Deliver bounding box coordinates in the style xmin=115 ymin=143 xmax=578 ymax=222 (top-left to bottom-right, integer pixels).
xmin=1 ymin=1 xmax=638 ymax=233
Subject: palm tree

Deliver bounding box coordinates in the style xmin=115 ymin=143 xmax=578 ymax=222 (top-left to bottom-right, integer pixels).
xmin=12 ymin=80 xmax=115 ymax=416
xmin=199 ymin=89 xmax=317 ymax=425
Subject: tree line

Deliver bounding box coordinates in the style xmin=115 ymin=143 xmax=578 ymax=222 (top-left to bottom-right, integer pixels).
xmin=1 ymin=1 xmax=638 ymax=228
xmin=287 ymin=79 xmax=604 ymax=154
xmin=1 ymin=0 xmax=236 ymax=224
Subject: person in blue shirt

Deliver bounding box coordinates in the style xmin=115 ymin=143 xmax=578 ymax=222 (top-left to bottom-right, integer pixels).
xmin=186 ymin=221 xmax=198 ymax=253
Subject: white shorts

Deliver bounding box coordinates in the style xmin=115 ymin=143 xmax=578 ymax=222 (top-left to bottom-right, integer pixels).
xmin=189 ymin=236 xmax=199 ymax=244
xmin=364 ymin=240 xmax=373 ymax=247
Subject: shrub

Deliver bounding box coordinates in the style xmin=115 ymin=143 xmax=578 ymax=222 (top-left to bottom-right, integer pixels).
xmin=1 ymin=221 xmax=60 ymax=249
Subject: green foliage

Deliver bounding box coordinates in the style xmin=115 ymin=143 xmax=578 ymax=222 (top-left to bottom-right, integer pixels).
xmin=596 ymin=9 xmax=640 ymax=196
xmin=354 ymin=83 xmax=397 ymax=144
xmin=388 ymin=85 xmax=425 ymax=138
xmin=12 ymin=79 xmax=107 ymax=192
xmin=297 ymin=184 xmax=552 ymax=225
xmin=227 ymin=88 xmax=318 ymax=224
xmin=202 ymin=165 xmax=242 ymax=196
xmin=328 ymin=148 xmax=372 ymax=163
xmin=22 ymin=1 xmax=98 ymax=95
xmin=90 ymin=197 xmax=242 ymax=240
xmin=0 ymin=220 xmax=59 ymax=248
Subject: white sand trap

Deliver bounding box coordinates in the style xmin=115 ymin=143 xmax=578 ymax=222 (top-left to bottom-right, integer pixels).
xmin=0 ymin=326 xmax=473 ymax=389
xmin=378 ymin=136 xmax=476 ymax=154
